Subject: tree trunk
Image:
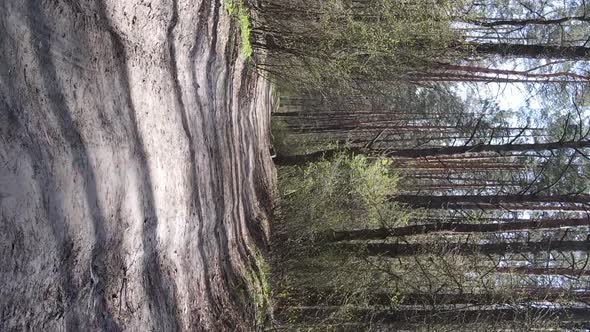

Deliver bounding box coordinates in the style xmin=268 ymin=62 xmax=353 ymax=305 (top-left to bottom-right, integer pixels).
xmin=344 ymin=240 xmax=590 ymax=257
xmin=468 ymin=42 xmax=590 ymax=60
xmin=273 ymin=140 xmax=590 ymax=166
xmin=294 ymin=305 xmax=590 ymax=325
xmin=391 ymin=194 xmax=590 ymax=209
xmin=320 ymin=218 xmax=590 ymax=242
xmin=291 ymin=288 xmax=590 ymax=306
xmin=496 ymin=266 xmax=590 ymax=277
xmin=468 ymin=16 xmax=590 ymax=27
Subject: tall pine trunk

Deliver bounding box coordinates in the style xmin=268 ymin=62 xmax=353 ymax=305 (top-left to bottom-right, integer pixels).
xmin=319 ymin=217 xmax=590 ymax=242
xmin=343 ymin=239 xmax=590 ymax=257
xmin=294 ymin=305 xmax=590 ymax=325
xmin=274 ymin=140 xmax=590 ymax=166
xmin=291 ymin=288 xmax=590 ymax=306
xmin=391 ymin=194 xmax=590 ymax=209
xmin=468 ymin=42 xmax=590 ymax=60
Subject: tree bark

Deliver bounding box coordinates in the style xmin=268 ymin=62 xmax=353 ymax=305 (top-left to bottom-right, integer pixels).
xmin=273 ymin=140 xmax=590 ymax=166
xmin=468 ymin=42 xmax=590 ymax=60
xmin=496 ymin=266 xmax=590 ymax=277
xmin=468 ymin=16 xmax=590 ymax=27
xmin=292 ymin=288 xmax=590 ymax=306
xmin=320 ymin=218 xmax=590 ymax=242
xmin=343 ymin=240 xmax=590 ymax=257
xmin=391 ymin=194 xmax=590 ymax=209
xmin=295 ymin=305 xmax=590 ymax=325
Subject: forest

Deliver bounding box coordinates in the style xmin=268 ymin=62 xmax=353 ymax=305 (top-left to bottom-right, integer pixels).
xmin=253 ymin=0 xmax=590 ymax=330
xmin=2 ymin=0 xmax=590 ymax=330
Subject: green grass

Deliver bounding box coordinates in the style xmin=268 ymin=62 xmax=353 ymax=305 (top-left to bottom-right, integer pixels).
xmin=224 ymin=0 xmax=253 ymax=59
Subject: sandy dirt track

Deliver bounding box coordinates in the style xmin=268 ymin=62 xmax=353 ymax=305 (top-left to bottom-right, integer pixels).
xmin=0 ymin=0 xmax=274 ymax=330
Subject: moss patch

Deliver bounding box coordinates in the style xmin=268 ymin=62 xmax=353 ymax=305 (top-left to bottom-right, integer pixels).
xmin=240 ymin=248 xmax=273 ymax=330
xmin=223 ymin=0 xmax=253 ymax=59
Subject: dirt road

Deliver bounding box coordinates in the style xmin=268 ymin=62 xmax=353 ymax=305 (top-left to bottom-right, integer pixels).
xmin=0 ymin=0 xmax=274 ymax=330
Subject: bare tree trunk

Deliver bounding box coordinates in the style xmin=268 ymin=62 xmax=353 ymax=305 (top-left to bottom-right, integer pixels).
xmin=467 ymin=16 xmax=590 ymax=27
xmin=273 ymin=140 xmax=590 ymax=166
xmin=391 ymin=194 xmax=590 ymax=209
xmin=467 ymin=42 xmax=590 ymax=60
xmin=291 ymin=288 xmax=590 ymax=306
xmin=294 ymin=305 xmax=590 ymax=325
xmin=496 ymin=266 xmax=590 ymax=277
xmin=343 ymin=240 xmax=590 ymax=257
xmin=319 ymin=218 xmax=590 ymax=242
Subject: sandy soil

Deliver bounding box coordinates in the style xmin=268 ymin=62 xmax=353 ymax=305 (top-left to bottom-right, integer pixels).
xmin=0 ymin=0 xmax=274 ymax=330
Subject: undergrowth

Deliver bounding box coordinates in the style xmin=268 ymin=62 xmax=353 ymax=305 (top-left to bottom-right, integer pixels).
xmin=271 ymin=119 xmax=340 ymax=157
xmin=271 ymin=153 xmax=413 ymax=327
xmin=276 ymin=153 xmax=408 ymax=238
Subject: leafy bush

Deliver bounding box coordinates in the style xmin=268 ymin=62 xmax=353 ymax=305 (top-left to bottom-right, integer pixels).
xmin=272 ymin=153 xmax=413 ymax=327
xmin=259 ymin=0 xmax=460 ymax=95
xmin=276 ymin=153 xmax=407 ymax=241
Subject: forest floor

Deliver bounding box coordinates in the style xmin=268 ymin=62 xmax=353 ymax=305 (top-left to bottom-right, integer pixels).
xmin=0 ymin=0 xmax=274 ymax=331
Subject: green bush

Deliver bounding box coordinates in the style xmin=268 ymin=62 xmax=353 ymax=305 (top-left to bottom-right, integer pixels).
xmin=276 ymin=153 xmax=409 ymax=241
xmin=261 ymin=0 xmax=460 ymax=95
xmin=272 ymin=154 xmax=413 ymax=326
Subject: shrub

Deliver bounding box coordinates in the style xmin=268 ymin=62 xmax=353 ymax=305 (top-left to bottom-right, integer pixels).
xmin=276 ymin=153 xmax=407 ymax=241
